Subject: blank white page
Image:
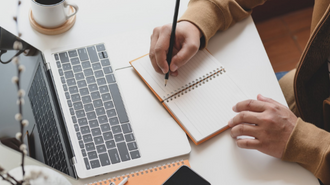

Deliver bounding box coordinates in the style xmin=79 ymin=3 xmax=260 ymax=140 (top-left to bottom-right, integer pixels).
xmin=131 ymin=50 xmax=222 ymax=100
xmin=165 ymin=72 xmax=248 ymax=142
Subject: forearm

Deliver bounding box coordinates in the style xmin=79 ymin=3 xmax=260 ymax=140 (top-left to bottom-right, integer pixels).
xmin=282 ymin=118 xmax=330 ymax=184
xmin=179 ymin=0 xmax=267 ymax=48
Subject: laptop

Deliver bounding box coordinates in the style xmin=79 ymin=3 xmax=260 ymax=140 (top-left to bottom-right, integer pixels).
xmin=0 ymin=27 xmax=191 ymax=179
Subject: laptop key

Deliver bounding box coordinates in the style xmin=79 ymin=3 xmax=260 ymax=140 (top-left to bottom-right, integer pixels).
xmin=61 ymin=77 xmax=66 ymax=84
xmin=55 ymin=54 xmax=59 ymax=60
xmin=73 ymin=65 xmax=82 ymax=73
xmin=104 ymin=101 xmax=114 ymax=109
xmin=59 ymin=52 xmax=69 ymax=63
xmin=85 ymin=143 xmax=95 ymax=151
xmin=81 ymin=61 xmax=91 ymax=69
xmin=64 ymin=71 xmax=74 ymax=79
xmin=74 ymin=124 xmax=79 ymax=131
xmin=109 ymin=84 xmax=129 ymax=123
xmin=122 ymin=123 xmax=132 ymax=134
xmin=97 ymin=78 xmax=106 ymax=86
xmin=82 ymin=95 xmax=92 ymax=104
xmin=76 ymin=110 xmax=85 ymax=118
xmin=88 ymin=84 xmax=98 ymax=92
xmin=68 ymin=50 xmax=78 ymax=58
xmin=94 ymin=136 xmax=104 ymax=145
xmin=58 ymin=69 xmax=64 ymax=76
xmin=90 ymin=160 xmax=100 ymax=169
xmin=84 ymin=103 xmax=94 ymax=112
xmin=72 ymin=116 xmax=77 ymax=123
xmin=62 ymin=63 xmax=71 ymax=71
xmin=63 ymin=84 xmax=68 ymax=91
xmin=65 ymin=92 xmax=70 ymax=99
xmin=84 ymin=68 xmax=93 ymax=77
xmin=69 ymin=86 xmax=78 ymax=94
xmin=70 ymin=108 xmax=75 ymax=115
xmin=114 ymin=134 xmax=124 ymax=142
xmin=79 ymin=140 xmax=84 ymax=148
xmin=81 ymin=149 xmax=87 ymax=157
xmin=78 ymin=118 xmax=88 ymax=126
xmin=99 ymin=153 xmax=111 ymax=166
xmin=76 ymin=132 xmax=82 ymax=140
xmin=127 ymin=142 xmax=137 ymax=151
xmin=67 ymin=78 xmax=76 ymax=86
xmin=88 ymin=151 xmax=98 ymax=160
xmin=109 ymin=117 xmax=119 ymax=126
xmin=100 ymin=123 xmax=110 ymax=132
xmin=103 ymin=132 xmax=113 ymax=141
xmin=73 ymin=102 xmax=83 ymax=110
xmin=71 ymin=57 xmax=80 ymax=65
xmin=95 ymin=70 xmax=104 ymax=78
xmin=125 ymin=133 xmax=135 ymax=142
xmin=86 ymin=76 xmax=96 ymax=84
xmin=105 ymin=140 xmax=115 ymax=149
xmin=86 ymin=111 xmax=96 ymax=120
xmin=83 ymin=158 xmax=91 ymax=170
xmin=96 ymin=44 xmax=105 ymax=51
xmin=75 ymin=72 xmax=84 ymax=81
xmin=95 ymin=107 xmax=105 ymax=116
xmin=77 ymin=80 xmax=87 ymax=88
xmin=108 ymin=148 xmax=120 ymax=164
xmin=103 ymin=66 xmax=113 ymax=74
xmin=106 ymin=109 xmax=116 ymax=118
xmin=97 ymin=144 xmax=107 ymax=153
xmin=99 ymin=85 xmax=109 ymax=94
xmin=56 ymin=61 xmax=61 ymax=68
xmin=79 ymin=88 xmax=89 ymax=96
xmin=91 ymin=128 xmax=101 ymax=136
xmin=117 ymin=142 xmax=130 ymax=161
xmin=81 ymin=126 xmax=90 ymax=134
xmin=92 ymin=62 xmax=102 ymax=70
xmin=106 ymin=74 xmax=116 ymax=83
xmin=101 ymin=59 xmax=110 ymax=66
xmin=83 ymin=134 xmax=93 ymax=143
xmin=71 ymin=94 xmax=80 ymax=102
xmin=89 ymin=119 xmax=99 ymax=128
xmin=91 ymin=92 xmax=101 ymax=100
xmin=78 ymin=48 xmax=89 ymax=61
xmin=130 ymin=150 xmax=141 ymax=159
xmin=87 ymin=46 xmax=99 ymax=63
xmin=112 ymin=125 xmax=122 ymax=134
xmin=93 ymin=99 xmax=103 ymax=108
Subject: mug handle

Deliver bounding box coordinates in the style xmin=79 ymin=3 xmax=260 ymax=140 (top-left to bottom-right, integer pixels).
xmin=64 ymin=0 xmax=79 ymax=19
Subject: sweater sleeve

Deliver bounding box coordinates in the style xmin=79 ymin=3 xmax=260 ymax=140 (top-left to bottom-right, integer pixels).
xmin=282 ymin=118 xmax=330 ymax=184
xmin=179 ymin=0 xmax=267 ymax=48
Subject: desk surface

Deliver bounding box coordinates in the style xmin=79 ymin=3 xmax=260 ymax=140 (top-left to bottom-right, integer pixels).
xmin=0 ymin=0 xmax=318 ymax=184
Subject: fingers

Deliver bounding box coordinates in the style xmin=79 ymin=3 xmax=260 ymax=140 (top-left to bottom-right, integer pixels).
xmin=233 ymin=99 xmax=267 ymax=113
xmin=236 ymin=138 xmax=261 ymax=150
xmin=149 ymin=25 xmax=171 ymax=74
xmin=230 ymin=123 xmax=260 ymax=138
xmin=170 ymin=39 xmax=199 ymax=72
xmin=228 ymin=111 xmax=261 ymax=127
xmin=257 ymin=94 xmax=283 ymax=107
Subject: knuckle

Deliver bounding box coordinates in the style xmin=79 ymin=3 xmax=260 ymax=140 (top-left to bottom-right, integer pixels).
xmin=238 ymin=124 xmax=245 ymax=134
xmin=153 ymin=27 xmax=160 ymax=34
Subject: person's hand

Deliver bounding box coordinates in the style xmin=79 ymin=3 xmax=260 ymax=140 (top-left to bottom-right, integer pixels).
xmin=228 ymin=94 xmax=297 ymax=158
xmin=149 ymin=21 xmax=201 ymax=76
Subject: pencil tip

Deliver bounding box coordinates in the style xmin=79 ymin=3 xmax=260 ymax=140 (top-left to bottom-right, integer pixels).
xmin=165 ymin=79 xmax=168 ymax=86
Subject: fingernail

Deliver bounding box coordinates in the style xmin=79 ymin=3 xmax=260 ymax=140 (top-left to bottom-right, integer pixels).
xmin=161 ymin=68 xmax=166 ymax=74
xmin=171 ymin=64 xmax=178 ymax=72
xmin=232 ymin=105 xmax=237 ymax=112
xmin=228 ymin=118 xmax=233 ymax=127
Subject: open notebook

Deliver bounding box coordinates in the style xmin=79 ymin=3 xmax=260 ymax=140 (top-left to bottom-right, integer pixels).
xmin=130 ymin=50 xmax=248 ymax=144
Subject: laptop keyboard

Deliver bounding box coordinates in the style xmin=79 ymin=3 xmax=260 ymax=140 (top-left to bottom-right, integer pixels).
xmin=28 ymin=66 xmax=69 ymax=175
xmin=54 ymin=44 xmax=140 ymax=170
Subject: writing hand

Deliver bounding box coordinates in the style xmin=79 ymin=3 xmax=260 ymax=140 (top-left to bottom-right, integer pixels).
xmin=149 ymin=21 xmax=201 ymax=76
xmin=228 ymin=94 xmax=297 ymax=158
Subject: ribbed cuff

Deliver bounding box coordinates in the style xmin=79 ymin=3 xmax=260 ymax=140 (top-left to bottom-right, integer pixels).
xmin=179 ymin=0 xmax=224 ymax=49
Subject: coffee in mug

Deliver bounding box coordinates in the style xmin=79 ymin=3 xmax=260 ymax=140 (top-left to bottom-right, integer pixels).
xmin=31 ymin=0 xmax=79 ymax=28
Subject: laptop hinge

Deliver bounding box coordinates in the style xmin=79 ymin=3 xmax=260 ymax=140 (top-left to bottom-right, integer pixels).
xmin=45 ymin=62 xmax=51 ymax=71
xmin=70 ymin=156 xmax=77 ymax=166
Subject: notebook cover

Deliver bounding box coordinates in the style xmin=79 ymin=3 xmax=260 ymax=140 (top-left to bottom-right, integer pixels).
xmin=90 ymin=160 xmax=190 ymax=185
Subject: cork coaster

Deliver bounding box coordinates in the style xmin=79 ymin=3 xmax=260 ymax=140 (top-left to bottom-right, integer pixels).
xmin=29 ymin=7 xmax=76 ymax=35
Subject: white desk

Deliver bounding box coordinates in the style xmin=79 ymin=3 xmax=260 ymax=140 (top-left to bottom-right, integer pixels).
xmin=0 ymin=0 xmax=318 ymax=184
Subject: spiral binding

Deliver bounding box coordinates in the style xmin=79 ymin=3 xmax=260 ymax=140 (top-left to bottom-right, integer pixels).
xmin=87 ymin=160 xmax=188 ymax=185
xmin=163 ymin=67 xmax=226 ymax=103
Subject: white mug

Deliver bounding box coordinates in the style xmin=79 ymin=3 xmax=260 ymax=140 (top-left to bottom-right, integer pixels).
xmin=31 ymin=0 xmax=79 ymax=28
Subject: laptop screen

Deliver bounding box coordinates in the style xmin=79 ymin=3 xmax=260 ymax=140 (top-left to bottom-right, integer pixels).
xmin=0 ymin=27 xmax=75 ymax=178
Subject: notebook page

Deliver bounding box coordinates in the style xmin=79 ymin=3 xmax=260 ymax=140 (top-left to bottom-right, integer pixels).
xmin=165 ymin=72 xmax=248 ymax=142
xmin=132 ymin=50 xmax=222 ymax=99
